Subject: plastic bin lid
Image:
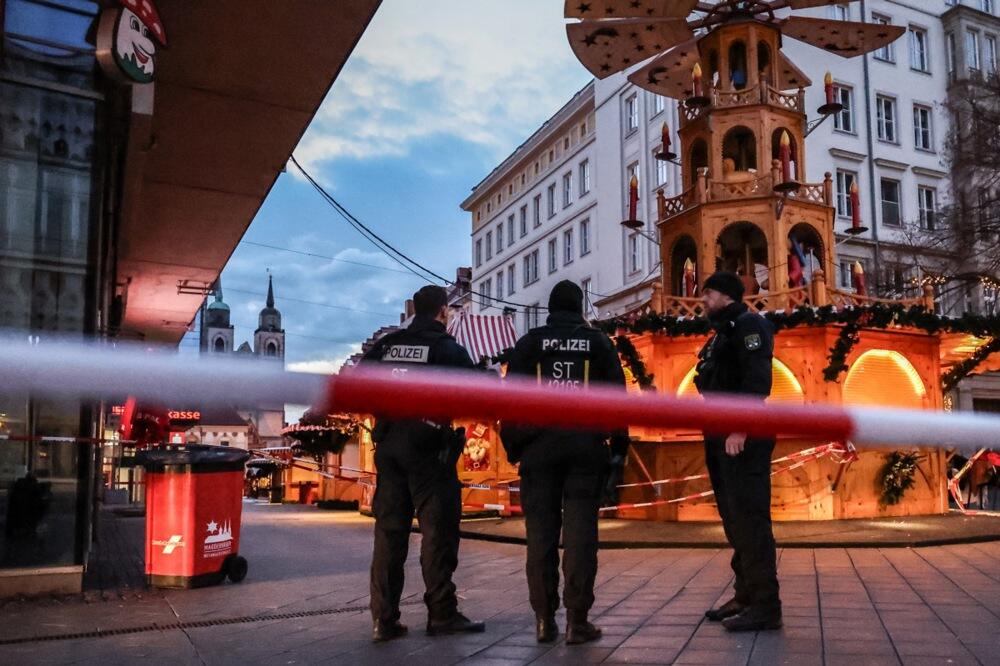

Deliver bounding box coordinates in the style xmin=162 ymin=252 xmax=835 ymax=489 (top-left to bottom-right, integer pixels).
xmin=137 ymin=444 xmax=251 ymax=471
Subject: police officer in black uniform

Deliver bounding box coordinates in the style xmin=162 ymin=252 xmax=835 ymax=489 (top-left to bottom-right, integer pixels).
xmin=501 ymin=280 xmax=628 ymax=645
xmin=695 ymin=272 xmax=782 ymax=632
xmin=361 ymin=285 xmax=485 ymax=642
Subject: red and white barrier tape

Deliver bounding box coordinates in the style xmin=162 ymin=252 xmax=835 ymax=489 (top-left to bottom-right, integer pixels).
xmin=2 ymin=341 xmax=999 ymax=453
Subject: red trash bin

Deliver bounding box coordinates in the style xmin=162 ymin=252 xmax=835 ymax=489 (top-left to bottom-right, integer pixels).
xmin=139 ymin=445 xmax=251 ymax=588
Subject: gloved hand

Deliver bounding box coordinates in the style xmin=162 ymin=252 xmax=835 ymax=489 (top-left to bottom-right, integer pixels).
xmin=602 ymin=454 xmax=627 ymax=509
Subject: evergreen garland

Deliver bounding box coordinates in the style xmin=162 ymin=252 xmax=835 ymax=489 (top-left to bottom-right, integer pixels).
xmin=599 ymin=304 xmax=1000 ymax=387
xmin=614 ymin=335 xmax=655 ymax=390
xmin=878 ymin=451 xmax=920 ymax=506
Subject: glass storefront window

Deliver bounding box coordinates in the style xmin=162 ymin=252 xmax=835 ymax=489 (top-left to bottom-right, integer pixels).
xmin=1 ymin=0 xmax=101 ymax=570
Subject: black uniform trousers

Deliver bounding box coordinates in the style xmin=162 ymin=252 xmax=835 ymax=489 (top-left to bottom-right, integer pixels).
xmin=704 ymin=436 xmax=780 ymax=609
xmin=519 ymin=436 xmax=607 ymax=617
xmin=370 ymin=436 xmax=461 ymax=624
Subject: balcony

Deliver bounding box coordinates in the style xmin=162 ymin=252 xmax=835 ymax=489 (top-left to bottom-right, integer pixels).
xmin=679 ymin=83 xmax=806 ymax=128
xmin=656 ymin=169 xmax=833 ymax=222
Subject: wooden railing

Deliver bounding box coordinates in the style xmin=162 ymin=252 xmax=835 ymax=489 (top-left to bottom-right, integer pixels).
xmin=677 ymin=84 xmax=806 ymax=128
xmin=827 ymin=289 xmax=924 ymax=310
xmin=659 ymin=170 xmax=834 ymax=221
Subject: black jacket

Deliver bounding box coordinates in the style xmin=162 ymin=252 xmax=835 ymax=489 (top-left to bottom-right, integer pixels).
xmin=694 ymin=302 xmax=774 ymax=398
xmin=500 ymin=311 xmax=629 ymax=462
xmin=360 ymin=316 xmax=475 ymax=447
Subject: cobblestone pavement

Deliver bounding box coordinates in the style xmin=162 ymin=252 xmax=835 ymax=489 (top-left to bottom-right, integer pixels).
xmin=1 ymin=503 xmax=998 ymax=665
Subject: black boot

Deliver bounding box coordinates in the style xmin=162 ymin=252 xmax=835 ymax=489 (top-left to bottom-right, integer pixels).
xmin=722 ymin=605 xmax=783 ymax=632
xmin=372 ymin=619 xmax=408 ymax=642
xmin=536 ymin=615 xmax=558 ymax=643
xmin=705 ymin=597 xmax=747 ymax=622
xmin=565 ymin=610 xmax=602 ymax=645
xmin=426 ymin=611 xmax=486 ymax=636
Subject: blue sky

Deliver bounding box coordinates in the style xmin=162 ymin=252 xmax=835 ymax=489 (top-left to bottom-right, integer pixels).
xmin=182 ymin=1 xmax=592 ymax=372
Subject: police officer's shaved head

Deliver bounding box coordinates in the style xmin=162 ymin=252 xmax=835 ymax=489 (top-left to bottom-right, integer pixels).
xmin=413 ymin=285 xmax=448 ymax=318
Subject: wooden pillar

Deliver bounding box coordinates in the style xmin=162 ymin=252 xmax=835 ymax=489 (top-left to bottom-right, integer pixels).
xmin=823 ymin=172 xmax=833 ymax=206
xmin=923 ymin=284 xmax=936 ymax=311
xmin=697 ymin=167 xmax=709 ymax=203
xmin=656 ymin=188 xmax=666 ymax=222
xmin=812 ymin=268 xmax=828 ymax=306
xmin=650 ymin=281 xmax=665 ymax=314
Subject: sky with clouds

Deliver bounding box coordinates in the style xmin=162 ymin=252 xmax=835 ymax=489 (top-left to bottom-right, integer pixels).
xmin=181 ymin=1 xmax=592 ymax=375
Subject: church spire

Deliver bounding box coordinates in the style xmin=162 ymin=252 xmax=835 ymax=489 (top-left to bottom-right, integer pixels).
xmin=214 ymin=277 xmax=224 ymax=303
xmin=266 ymin=274 xmax=274 ymax=309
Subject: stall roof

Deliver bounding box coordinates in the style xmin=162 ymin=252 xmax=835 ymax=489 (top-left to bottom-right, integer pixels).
xmin=117 ymin=0 xmax=381 ymax=343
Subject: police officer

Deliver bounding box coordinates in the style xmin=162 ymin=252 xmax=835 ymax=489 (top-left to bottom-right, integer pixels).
xmin=361 ymin=285 xmax=485 ymax=642
xmin=695 ymin=272 xmax=782 ymax=632
xmin=501 ymin=280 xmax=628 ymax=645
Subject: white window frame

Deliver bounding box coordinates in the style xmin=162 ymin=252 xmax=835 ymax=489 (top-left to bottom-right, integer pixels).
xmin=507 ymin=264 xmax=516 ymax=295
xmin=625 ymin=94 xmax=639 ymax=133
xmin=547 ymin=183 xmax=556 ymax=218
xmin=651 ymin=93 xmax=665 ymax=117
xmin=836 ymin=170 xmax=857 ymax=219
xmin=496 ymin=271 xmax=504 ymax=301
xmin=563 ymin=228 xmax=574 ymax=265
xmin=579 ymin=159 xmax=591 ymax=195
xmin=562 ymin=172 xmax=573 ymax=208
xmin=533 ymin=194 xmax=541 ymax=228
xmin=913 ymin=105 xmax=933 ymax=151
xmin=485 ymin=231 xmax=493 ymax=260
xmin=520 ymin=205 xmax=528 ymax=237
xmin=918 ymin=186 xmax=938 ymax=231
xmin=880 ymin=178 xmax=902 ymax=227
xmin=909 ymin=26 xmax=930 ymax=73
xmin=580 ymin=218 xmax=591 ymax=256
xmin=627 ymin=232 xmax=642 ymax=274
xmin=833 ymin=84 xmax=855 ymax=134
xmin=873 ymin=15 xmax=895 ymax=62
xmin=496 ymin=223 xmax=504 ymax=253
xmin=968 ymin=30 xmax=981 ymax=72
xmin=548 ymin=238 xmax=558 ymax=274
xmin=876 ymin=95 xmax=897 ymax=143
xmin=475 ymin=239 xmax=482 ymax=267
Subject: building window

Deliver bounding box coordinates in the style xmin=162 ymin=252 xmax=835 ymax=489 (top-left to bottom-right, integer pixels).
xmin=839 ymin=260 xmax=864 ymax=289
xmin=948 ymin=32 xmax=957 ymax=80
xmin=651 ymin=93 xmax=665 ymax=116
xmin=496 ymin=223 xmax=504 ymax=253
xmin=562 ymin=172 xmax=573 ymax=208
xmin=836 ymin=170 xmax=857 ymax=218
xmin=481 ymin=279 xmax=492 ymax=309
xmin=520 ymin=205 xmax=528 ymax=237
xmin=625 ymin=94 xmax=639 ymax=133
xmin=533 ymin=194 xmax=542 ymax=227
xmin=579 ymin=159 xmax=591 ymax=195
xmin=656 ymin=153 xmax=669 ymax=185
xmin=988 ymin=35 xmax=998 ymax=73
xmin=547 ymin=183 xmax=556 ymax=218
xmin=548 ymin=238 xmax=558 ymax=273
xmin=968 ymin=30 xmax=981 ymax=72
xmin=523 ymin=250 xmax=539 ymax=286
xmin=918 ymin=186 xmax=938 ymax=231
xmin=625 ymin=161 xmax=640 ymax=211
xmin=563 ymin=229 xmax=574 ymax=265
xmin=832 ymin=84 xmax=855 ymax=133
xmin=913 ymin=105 xmax=933 ymax=151
xmin=984 ymin=0 xmax=996 ymax=14
xmin=627 ymin=233 xmax=642 ymax=274
xmin=527 ymin=303 xmax=541 ymax=328
xmin=873 ymin=15 xmax=895 ymax=62
xmin=880 ymin=178 xmax=901 ymax=227
xmin=581 ymin=278 xmax=593 ymax=315
xmin=910 ymin=27 xmax=929 ymax=73
xmin=508 ymin=216 xmax=515 ymax=246
xmin=580 ymin=219 xmax=591 ymax=256
xmin=507 ymin=264 xmax=516 ymax=295
xmin=496 ymin=271 xmax=504 ymax=301
xmin=485 ymin=231 xmax=493 ymax=260
xmin=828 ymin=3 xmax=849 ymax=20
xmin=876 ymin=95 xmax=897 ymax=143
xmin=475 ymin=239 xmax=482 ymax=267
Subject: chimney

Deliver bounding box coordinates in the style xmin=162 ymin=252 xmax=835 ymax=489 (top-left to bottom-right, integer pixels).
xmin=401 ymin=299 xmax=415 ymax=323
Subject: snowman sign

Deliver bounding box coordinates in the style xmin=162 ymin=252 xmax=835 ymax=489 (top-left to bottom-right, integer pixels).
xmin=96 ymin=0 xmax=168 ymax=84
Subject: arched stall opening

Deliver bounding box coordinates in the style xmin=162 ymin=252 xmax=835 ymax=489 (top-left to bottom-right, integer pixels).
xmin=716 ymin=222 xmax=769 ymax=295
xmin=678 ymin=358 xmax=804 ymax=403
xmin=669 ymin=235 xmax=698 ymax=297
xmin=689 ymin=139 xmax=709 ymax=187
xmin=843 ymin=350 xmax=928 ymax=410
xmin=757 ymin=41 xmax=772 ymax=86
xmin=723 ymin=126 xmax=757 ymax=173
xmin=729 ymin=41 xmax=748 ymax=90
xmin=787 ymin=223 xmax=824 ymax=288
xmin=771 ymin=128 xmax=799 ymax=181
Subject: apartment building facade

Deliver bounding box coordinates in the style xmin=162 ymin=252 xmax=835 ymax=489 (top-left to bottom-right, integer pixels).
xmin=464 ymin=1 xmax=1000 ymax=330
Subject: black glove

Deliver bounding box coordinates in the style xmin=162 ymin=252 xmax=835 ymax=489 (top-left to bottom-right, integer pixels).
xmin=602 ymin=454 xmax=627 ymax=509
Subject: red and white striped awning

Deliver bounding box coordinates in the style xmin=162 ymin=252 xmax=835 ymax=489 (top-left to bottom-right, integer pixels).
xmin=447 ymin=311 xmax=518 ymax=364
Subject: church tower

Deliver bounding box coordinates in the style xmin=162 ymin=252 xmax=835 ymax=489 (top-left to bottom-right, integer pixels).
xmin=201 ymin=279 xmax=234 ymax=355
xmin=253 ymin=275 xmax=285 ymax=361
